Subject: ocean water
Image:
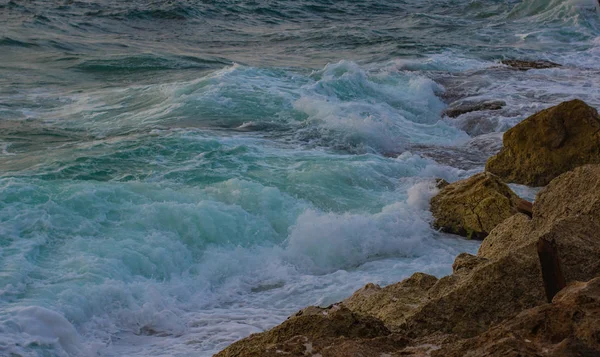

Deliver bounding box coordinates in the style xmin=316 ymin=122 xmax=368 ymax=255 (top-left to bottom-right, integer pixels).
xmin=1 ymin=0 xmax=599 ymax=356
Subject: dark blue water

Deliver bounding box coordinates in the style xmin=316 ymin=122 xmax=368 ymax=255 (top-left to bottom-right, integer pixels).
xmin=1 ymin=1 xmax=599 ymax=356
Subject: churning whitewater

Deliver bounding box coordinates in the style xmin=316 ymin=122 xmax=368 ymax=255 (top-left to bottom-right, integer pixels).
xmin=1 ymin=0 xmax=600 ymax=356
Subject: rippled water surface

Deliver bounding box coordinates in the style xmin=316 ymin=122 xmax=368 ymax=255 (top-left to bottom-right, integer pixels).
xmin=1 ymin=0 xmax=599 ymax=356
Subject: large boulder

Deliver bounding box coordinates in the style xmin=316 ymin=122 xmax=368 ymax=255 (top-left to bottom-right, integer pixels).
xmin=399 ymin=165 xmax=600 ymax=339
xmin=486 ymin=99 xmax=600 ymax=186
xmin=399 ymin=250 xmax=545 ymax=338
xmin=479 ymin=165 xmax=600 ymax=282
xmin=433 ymin=276 xmax=600 ymax=357
xmin=430 ymin=172 xmax=524 ymax=239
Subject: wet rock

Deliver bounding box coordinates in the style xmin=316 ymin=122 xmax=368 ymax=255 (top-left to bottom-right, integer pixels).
xmin=435 ymin=178 xmax=450 ymax=189
xmin=402 ymin=165 xmax=600 ymax=339
xmin=443 ymin=100 xmax=506 ymax=118
xmin=486 ymin=99 xmax=600 ymax=186
xmin=501 ymin=59 xmax=561 ymax=70
xmin=430 ymin=172 xmax=523 ymax=239
xmin=479 ymin=165 xmax=600 ymax=283
xmin=343 ymin=272 xmax=438 ymax=330
xmin=432 ymin=276 xmax=600 ymax=357
xmin=466 ymin=132 xmax=504 ymax=156
xmin=215 ymin=305 xmax=390 ymax=357
xmin=217 ymin=165 xmax=600 ymax=357
xmin=409 ymin=144 xmax=489 ymax=170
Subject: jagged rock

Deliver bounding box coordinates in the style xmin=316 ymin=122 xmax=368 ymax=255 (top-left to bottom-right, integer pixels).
xmin=217 ymin=165 xmax=600 ymax=357
xmin=430 ymin=172 xmax=523 ymax=239
xmin=477 ymin=213 xmax=533 ymax=259
xmin=479 ymin=165 xmax=600 ymax=282
xmin=532 ymin=164 xmax=600 ymax=229
xmin=400 ymin=249 xmax=546 ymax=338
xmin=215 ymin=305 xmax=390 ymax=357
xmin=443 ymin=100 xmax=505 ymax=118
xmin=401 ymin=165 xmax=600 ymax=339
xmin=501 ymin=59 xmax=561 ymax=70
xmin=432 ymin=276 xmax=600 ymax=357
xmin=451 ymin=253 xmax=487 ymax=273
xmin=486 ymin=100 xmax=600 ymax=186
xmin=343 ymin=272 xmax=438 ymax=330
xmin=217 ymin=333 xmax=411 ymax=357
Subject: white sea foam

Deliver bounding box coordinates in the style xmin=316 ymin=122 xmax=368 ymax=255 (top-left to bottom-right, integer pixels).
xmin=2 ymin=5 xmax=599 ymax=354
xmin=0 ymin=145 xmax=476 ymax=356
xmin=0 ymin=306 xmax=98 ymax=357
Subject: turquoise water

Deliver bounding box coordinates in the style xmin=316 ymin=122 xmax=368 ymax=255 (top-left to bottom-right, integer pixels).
xmin=1 ymin=0 xmax=599 ymax=356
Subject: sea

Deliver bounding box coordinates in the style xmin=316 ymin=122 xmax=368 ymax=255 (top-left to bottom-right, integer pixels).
xmin=1 ymin=0 xmax=599 ymax=356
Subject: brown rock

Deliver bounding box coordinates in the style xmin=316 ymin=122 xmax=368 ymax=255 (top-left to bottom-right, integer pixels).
xmin=430 ymin=172 xmax=523 ymax=239
xmin=432 ymin=276 xmax=600 ymax=357
xmin=479 ymin=165 xmax=600 ymax=283
xmin=516 ymin=199 xmax=533 ymax=217
xmin=532 ymin=164 xmax=600 ymax=228
xmin=216 ymin=165 xmax=600 ymax=357
xmin=400 ymin=249 xmax=546 ymax=338
xmin=451 ymin=252 xmax=487 ymax=273
xmin=402 ymin=165 xmax=600 ymax=339
xmin=501 ymin=59 xmax=561 ymax=70
xmin=443 ymin=100 xmax=506 ymax=118
xmin=215 ymin=305 xmax=390 ymax=357
xmin=477 ymin=213 xmax=533 ymax=259
xmin=343 ymin=272 xmax=438 ymax=330
xmin=486 ymin=99 xmax=600 ymax=186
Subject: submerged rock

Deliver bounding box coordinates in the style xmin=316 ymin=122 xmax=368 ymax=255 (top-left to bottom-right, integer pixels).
xmin=443 ymin=100 xmax=505 ymax=118
xmin=429 ymin=172 xmax=524 ymax=239
xmin=486 ymin=99 xmax=600 ymax=186
xmin=501 ymin=59 xmax=561 ymax=70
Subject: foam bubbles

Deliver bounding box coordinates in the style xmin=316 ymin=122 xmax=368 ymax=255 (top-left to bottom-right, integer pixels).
xmin=0 ymin=144 xmax=473 ymax=356
xmin=293 ymin=60 xmax=466 ymax=153
xmin=0 ymin=306 xmax=94 ymax=357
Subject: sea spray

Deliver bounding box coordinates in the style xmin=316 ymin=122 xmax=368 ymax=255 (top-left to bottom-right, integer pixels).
xmin=1 ymin=0 xmax=600 ymax=356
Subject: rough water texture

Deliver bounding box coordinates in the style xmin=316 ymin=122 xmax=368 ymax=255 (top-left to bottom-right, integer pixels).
xmin=1 ymin=0 xmax=600 ymax=356
xmin=216 ymin=164 xmax=600 ymax=356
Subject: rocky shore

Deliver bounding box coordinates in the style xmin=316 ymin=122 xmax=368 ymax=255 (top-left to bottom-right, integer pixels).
xmin=215 ymin=99 xmax=600 ymax=357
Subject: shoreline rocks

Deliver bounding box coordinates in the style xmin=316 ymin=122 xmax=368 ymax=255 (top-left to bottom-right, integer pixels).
xmin=432 ymin=276 xmax=600 ymax=357
xmin=216 ymin=164 xmax=600 ymax=357
xmin=486 ymin=99 xmax=600 ymax=186
xmin=429 ymin=172 xmax=525 ymax=239
xmin=215 ymin=100 xmax=600 ymax=357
